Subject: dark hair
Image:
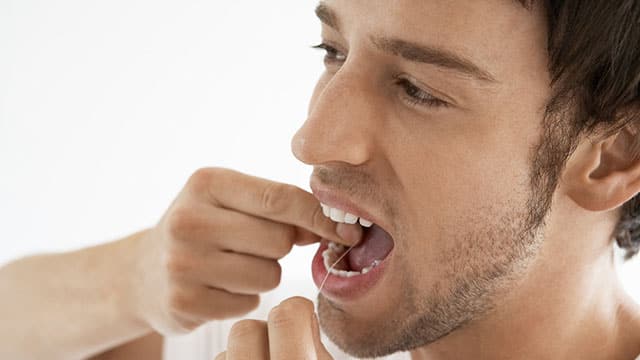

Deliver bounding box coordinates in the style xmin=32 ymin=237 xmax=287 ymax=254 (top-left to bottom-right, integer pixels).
xmin=518 ymin=0 xmax=640 ymax=259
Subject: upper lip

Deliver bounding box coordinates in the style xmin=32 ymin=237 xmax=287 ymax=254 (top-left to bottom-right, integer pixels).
xmin=310 ymin=180 xmax=392 ymax=236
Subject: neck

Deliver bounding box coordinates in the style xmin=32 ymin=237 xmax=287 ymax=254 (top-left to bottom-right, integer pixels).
xmin=410 ymin=245 xmax=640 ymax=360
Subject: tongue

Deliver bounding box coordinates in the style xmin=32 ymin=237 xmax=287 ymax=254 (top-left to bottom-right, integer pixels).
xmin=347 ymin=224 xmax=394 ymax=272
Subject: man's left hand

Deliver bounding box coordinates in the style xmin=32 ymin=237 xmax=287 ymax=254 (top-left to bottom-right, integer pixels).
xmin=215 ymin=297 xmax=333 ymax=360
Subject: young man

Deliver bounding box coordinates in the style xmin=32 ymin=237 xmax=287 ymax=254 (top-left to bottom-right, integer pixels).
xmin=1 ymin=0 xmax=639 ymax=359
xmin=211 ymin=0 xmax=640 ymax=359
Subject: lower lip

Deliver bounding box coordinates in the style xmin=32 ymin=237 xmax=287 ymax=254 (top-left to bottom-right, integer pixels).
xmin=312 ymin=241 xmax=390 ymax=302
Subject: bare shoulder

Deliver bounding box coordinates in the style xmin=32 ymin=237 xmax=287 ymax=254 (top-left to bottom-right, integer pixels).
xmin=88 ymin=333 xmax=163 ymax=360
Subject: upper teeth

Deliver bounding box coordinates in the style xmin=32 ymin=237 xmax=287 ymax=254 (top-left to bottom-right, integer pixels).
xmin=320 ymin=203 xmax=373 ymax=227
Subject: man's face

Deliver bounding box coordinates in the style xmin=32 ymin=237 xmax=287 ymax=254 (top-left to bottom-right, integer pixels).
xmin=292 ymin=0 xmax=552 ymax=356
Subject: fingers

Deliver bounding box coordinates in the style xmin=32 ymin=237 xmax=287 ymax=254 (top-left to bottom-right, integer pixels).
xmin=226 ymin=320 xmax=269 ymax=360
xmin=267 ymin=297 xmax=332 ymax=360
xmin=187 ymin=168 xmax=354 ymax=246
xmin=293 ymin=227 xmax=325 ymax=246
xmin=336 ymin=222 xmax=363 ymax=247
xmin=214 ymin=352 xmax=226 ymax=360
xmin=191 ymin=252 xmax=283 ymax=295
xmin=209 ymin=209 xmax=315 ymax=258
xmin=166 ymin=203 xmax=318 ymax=259
xmin=167 ymin=204 xmax=304 ymax=260
xmin=221 ymin=297 xmax=333 ymax=360
xmin=169 ymin=286 xmax=260 ymax=322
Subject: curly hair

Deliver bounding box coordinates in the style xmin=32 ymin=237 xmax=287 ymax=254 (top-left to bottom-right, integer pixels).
xmin=516 ymin=0 xmax=640 ymax=259
xmin=615 ymin=196 xmax=640 ymax=259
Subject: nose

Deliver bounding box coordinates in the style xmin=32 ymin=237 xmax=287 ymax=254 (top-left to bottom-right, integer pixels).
xmin=291 ymin=68 xmax=380 ymax=167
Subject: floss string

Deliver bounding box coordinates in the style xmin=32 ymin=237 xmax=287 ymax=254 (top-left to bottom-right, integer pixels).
xmin=318 ymin=244 xmax=356 ymax=293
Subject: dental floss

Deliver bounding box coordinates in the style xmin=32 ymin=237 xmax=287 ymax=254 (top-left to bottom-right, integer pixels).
xmin=318 ymin=244 xmax=356 ymax=293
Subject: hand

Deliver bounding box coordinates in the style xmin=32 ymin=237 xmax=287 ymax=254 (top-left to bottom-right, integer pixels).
xmin=215 ymin=297 xmax=332 ymax=360
xmin=128 ymin=168 xmax=352 ymax=334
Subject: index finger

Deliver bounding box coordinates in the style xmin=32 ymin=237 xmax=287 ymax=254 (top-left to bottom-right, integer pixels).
xmin=189 ymin=168 xmax=354 ymax=246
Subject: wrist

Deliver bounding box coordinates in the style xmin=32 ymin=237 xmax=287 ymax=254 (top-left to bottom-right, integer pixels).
xmin=111 ymin=229 xmax=153 ymax=331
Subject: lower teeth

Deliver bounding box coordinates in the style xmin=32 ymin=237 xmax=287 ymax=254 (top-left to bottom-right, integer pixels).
xmin=323 ymin=241 xmax=381 ymax=277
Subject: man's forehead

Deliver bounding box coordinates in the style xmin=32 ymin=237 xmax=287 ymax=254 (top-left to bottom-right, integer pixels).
xmin=316 ymin=0 xmax=547 ymax=85
xmin=317 ymin=0 xmax=537 ymax=40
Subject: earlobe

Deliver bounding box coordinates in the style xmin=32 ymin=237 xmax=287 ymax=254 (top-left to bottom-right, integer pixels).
xmin=564 ymin=127 xmax=640 ymax=212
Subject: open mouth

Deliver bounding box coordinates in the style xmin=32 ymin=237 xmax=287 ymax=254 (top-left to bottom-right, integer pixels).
xmin=320 ymin=203 xmax=395 ymax=277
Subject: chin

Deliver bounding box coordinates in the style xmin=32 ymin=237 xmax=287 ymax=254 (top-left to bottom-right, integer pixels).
xmin=317 ymin=295 xmax=409 ymax=358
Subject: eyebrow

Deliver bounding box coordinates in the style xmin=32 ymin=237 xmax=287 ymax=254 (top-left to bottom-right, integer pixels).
xmin=372 ymin=37 xmax=497 ymax=83
xmin=314 ymin=3 xmax=498 ymax=83
xmin=315 ymin=3 xmax=341 ymax=32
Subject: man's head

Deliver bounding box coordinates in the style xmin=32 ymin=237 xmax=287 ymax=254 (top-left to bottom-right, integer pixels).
xmin=291 ymin=0 xmax=640 ymax=357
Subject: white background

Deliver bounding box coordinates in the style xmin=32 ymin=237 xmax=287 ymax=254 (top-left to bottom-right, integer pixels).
xmin=0 ymin=0 xmax=638 ymax=316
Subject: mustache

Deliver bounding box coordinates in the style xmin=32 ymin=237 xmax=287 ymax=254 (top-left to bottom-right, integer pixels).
xmin=312 ymin=166 xmax=396 ymax=221
xmin=313 ymin=166 xmax=377 ymax=198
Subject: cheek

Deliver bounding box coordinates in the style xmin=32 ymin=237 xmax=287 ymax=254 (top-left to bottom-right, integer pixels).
xmin=400 ymin=149 xmax=527 ymax=219
xmin=391 ymin=132 xmax=533 ymax=269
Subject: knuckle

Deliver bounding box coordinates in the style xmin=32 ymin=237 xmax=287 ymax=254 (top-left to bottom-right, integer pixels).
xmin=166 ymin=207 xmax=196 ymax=240
xmin=168 ymin=290 xmax=194 ymax=313
xmin=187 ymin=168 xmax=212 ymax=192
xmin=189 ymin=167 xmax=215 ymax=185
xmin=229 ymin=319 xmax=265 ymax=339
xmin=261 ymin=183 xmax=293 ymax=214
xmin=164 ymin=251 xmax=193 ymax=276
xmin=187 ymin=167 xmax=225 ymax=196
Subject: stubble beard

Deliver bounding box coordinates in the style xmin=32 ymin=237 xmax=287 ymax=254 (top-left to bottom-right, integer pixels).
xmin=317 ymin=113 xmax=574 ymax=357
xmin=317 ymin=201 xmax=546 ymax=358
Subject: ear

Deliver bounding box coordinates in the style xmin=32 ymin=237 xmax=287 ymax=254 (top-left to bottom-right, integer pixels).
xmin=563 ymin=125 xmax=640 ymax=212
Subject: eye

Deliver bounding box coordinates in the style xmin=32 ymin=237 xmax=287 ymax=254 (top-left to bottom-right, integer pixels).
xmin=312 ymin=43 xmax=347 ymax=67
xmin=396 ymin=78 xmax=449 ymax=109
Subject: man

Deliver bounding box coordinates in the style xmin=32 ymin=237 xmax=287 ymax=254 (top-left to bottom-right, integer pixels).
xmin=211 ymin=0 xmax=640 ymax=358
xmin=1 ymin=0 xmax=639 ymax=359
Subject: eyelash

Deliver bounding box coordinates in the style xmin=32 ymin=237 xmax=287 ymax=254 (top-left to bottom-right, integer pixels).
xmin=311 ymin=43 xmax=346 ymax=64
xmin=311 ymin=42 xmax=449 ymax=109
xmin=395 ymin=78 xmax=449 ymax=108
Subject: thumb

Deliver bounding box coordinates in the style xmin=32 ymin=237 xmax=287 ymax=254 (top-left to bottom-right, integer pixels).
xmin=311 ymin=312 xmax=333 ymax=360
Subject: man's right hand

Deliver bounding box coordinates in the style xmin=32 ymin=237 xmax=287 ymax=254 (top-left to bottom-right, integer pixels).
xmin=128 ymin=168 xmax=355 ymax=335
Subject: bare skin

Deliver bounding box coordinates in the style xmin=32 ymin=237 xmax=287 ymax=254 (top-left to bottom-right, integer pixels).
xmin=218 ymin=0 xmax=640 ymax=359
xmin=0 ymin=168 xmax=359 ymax=360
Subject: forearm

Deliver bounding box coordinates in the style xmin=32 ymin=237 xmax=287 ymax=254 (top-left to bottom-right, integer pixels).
xmin=0 ymin=231 xmax=152 ymax=360
xmin=88 ymin=333 xmax=163 ymax=360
